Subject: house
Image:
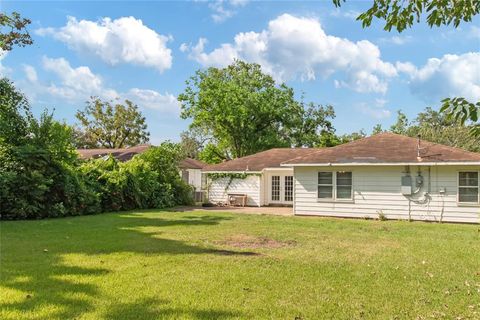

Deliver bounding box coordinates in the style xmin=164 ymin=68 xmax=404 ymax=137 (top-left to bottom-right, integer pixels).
xmin=202 ymin=148 xmax=319 ymax=206
xmin=77 ymin=145 xmax=206 ymax=192
xmin=203 ymin=133 xmax=480 ymax=223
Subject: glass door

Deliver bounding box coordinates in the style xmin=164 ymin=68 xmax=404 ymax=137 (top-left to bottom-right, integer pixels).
xmin=284 ymin=176 xmax=293 ymax=202
xmin=271 ymin=175 xmax=280 ymax=202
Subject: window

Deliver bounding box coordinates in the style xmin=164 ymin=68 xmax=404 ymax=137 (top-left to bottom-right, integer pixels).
xmin=458 ymin=172 xmax=479 ymax=204
xmin=336 ymin=172 xmax=353 ymax=199
xmin=318 ymin=172 xmax=333 ymax=199
xmin=318 ymin=171 xmax=353 ymax=201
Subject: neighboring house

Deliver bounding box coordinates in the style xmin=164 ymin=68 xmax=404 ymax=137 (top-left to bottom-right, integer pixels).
xmin=202 ymin=148 xmax=319 ymax=206
xmin=204 ymin=133 xmax=480 ymax=223
xmin=178 ymin=158 xmax=207 ymax=191
xmin=77 ymin=145 xmax=206 ymax=192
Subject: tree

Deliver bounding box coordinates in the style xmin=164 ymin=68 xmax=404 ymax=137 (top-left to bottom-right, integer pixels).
xmin=372 ymin=124 xmax=384 ymax=135
xmin=76 ymin=98 xmax=149 ymax=148
xmin=390 ymin=110 xmax=409 ymax=135
xmin=0 ymin=12 xmax=33 ymax=51
xmin=333 ymin=1 xmax=480 ymax=136
xmin=287 ymin=102 xmax=338 ymax=148
xmin=407 ymin=107 xmax=479 ymax=152
xmin=333 ymin=0 xmax=479 ymax=32
xmin=334 ymin=130 xmax=367 ymax=144
xmin=178 ymin=60 xmax=337 ymax=159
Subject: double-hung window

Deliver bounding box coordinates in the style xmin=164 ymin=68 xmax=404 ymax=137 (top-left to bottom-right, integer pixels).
xmin=458 ymin=172 xmax=479 ymax=205
xmin=318 ymin=171 xmax=353 ymax=201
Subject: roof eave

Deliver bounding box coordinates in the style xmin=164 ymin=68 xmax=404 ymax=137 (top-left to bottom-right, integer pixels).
xmin=281 ymin=161 xmax=480 ymax=167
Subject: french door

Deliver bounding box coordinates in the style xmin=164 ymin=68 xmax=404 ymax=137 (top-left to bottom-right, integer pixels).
xmin=270 ymin=175 xmax=293 ymax=203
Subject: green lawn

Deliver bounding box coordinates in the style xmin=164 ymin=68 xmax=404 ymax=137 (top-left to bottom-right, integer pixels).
xmin=1 ymin=210 xmax=479 ymax=320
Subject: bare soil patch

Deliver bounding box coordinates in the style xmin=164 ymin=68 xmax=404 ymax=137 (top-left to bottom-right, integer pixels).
xmin=218 ymin=234 xmax=296 ymax=249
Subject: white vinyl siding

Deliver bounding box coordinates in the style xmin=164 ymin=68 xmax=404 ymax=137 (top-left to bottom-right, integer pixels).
xmin=294 ymin=165 xmax=480 ymax=223
xmin=207 ymin=175 xmax=261 ymax=206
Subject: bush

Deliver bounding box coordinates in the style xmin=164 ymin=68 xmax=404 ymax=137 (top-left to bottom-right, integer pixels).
xmin=0 ymin=78 xmax=193 ymax=220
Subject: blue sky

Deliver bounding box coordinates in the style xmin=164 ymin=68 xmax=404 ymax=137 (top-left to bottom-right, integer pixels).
xmin=2 ymin=1 xmax=479 ymax=144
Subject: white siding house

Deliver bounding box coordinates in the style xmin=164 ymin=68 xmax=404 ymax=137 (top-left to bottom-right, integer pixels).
xmin=293 ymin=165 xmax=479 ymax=223
xmin=202 ymin=133 xmax=479 ymax=223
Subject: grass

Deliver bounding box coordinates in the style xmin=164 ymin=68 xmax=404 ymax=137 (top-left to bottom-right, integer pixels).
xmin=1 ymin=209 xmax=479 ymax=320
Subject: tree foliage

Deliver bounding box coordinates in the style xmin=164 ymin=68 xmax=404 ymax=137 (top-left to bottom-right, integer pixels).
xmin=76 ymin=98 xmax=150 ymax=148
xmin=0 ymin=12 xmax=33 ymax=51
xmin=0 ymin=80 xmax=192 ymax=220
xmin=389 ymin=107 xmax=480 ymax=152
xmin=333 ymin=0 xmax=480 ymax=32
xmin=440 ymin=97 xmax=480 ymax=137
xmin=178 ymin=60 xmax=336 ymax=159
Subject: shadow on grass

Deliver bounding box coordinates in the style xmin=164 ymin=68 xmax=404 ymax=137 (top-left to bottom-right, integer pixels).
xmin=104 ymin=297 xmax=241 ymax=320
xmin=0 ymin=212 xmax=251 ymax=319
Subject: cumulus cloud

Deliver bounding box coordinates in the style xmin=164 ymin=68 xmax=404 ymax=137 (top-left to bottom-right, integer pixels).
xmin=41 ymin=56 xmax=117 ymax=101
xmin=36 ymin=16 xmax=173 ymax=72
xmin=126 ymin=88 xmax=180 ymax=114
xmin=403 ymin=52 xmax=480 ymax=102
xmin=21 ymin=57 xmax=179 ymax=114
xmin=181 ymin=14 xmax=397 ymax=93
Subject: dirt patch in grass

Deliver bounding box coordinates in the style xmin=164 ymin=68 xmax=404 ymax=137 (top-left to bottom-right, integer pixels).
xmin=218 ymin=234 xmax=296 ymax=249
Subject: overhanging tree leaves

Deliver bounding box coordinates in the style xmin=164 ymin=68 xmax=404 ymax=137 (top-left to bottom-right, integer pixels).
xmin=0 ymin=12 xmax=33 ymax=51
xmin=75 ymin=98 xmax=150 ymax=148
xmin=333 ymin=0 xmax=480 ymax=32
xmin=333 ymin=1 xmax=480 ymax=136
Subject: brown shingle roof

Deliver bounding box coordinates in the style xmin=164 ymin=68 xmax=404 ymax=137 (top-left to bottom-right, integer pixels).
xmin=202 ymin=148 xmax=320 ymax=172
xmin=283 ymin=132 xmax=480 ymax=165
xmin=77 ymin=145 xmax=206 ymax=168
xmin=179 ymin=158 xmax=207 ymax=169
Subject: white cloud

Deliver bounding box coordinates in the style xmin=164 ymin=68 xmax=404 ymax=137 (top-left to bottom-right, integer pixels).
xmin=181 ymin=14 xmax=397 ymax=93
xmin=126 ymin=88 xmax=180 ymax=113
xmin=208 ymin=0 xmax=249 ymax=23
xmin=404 ymin=52 xmax=480 ymax=102
xmin=23 ymin=64 xmax=38 ymax=83
xmin=41 ymin=56 xmax=117 ymax=101
xmin=21 ymin=57 xmax=179 ymax=114
xmin=36 ymin=16 xmax=173 ymax=72
xmin=0 ymin=51 xmax=11 ymax=76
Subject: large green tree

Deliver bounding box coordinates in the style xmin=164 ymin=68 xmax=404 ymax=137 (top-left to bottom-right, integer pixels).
xmin=333 ymin=0 xmax=480 ymax=136
xmin=178 ymin=60 xmax=336 ymax=159
xmin=0 ymin=12 xmax=33 ymax=51
xmin=76 ymin=98 xmax=150 ymax=148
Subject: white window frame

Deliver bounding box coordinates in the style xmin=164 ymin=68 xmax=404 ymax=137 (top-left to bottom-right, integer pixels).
xmin=457 ymin=171 xmax=480 ymax=206
xmin=317 ymin=170 xmax=354 ymax=202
